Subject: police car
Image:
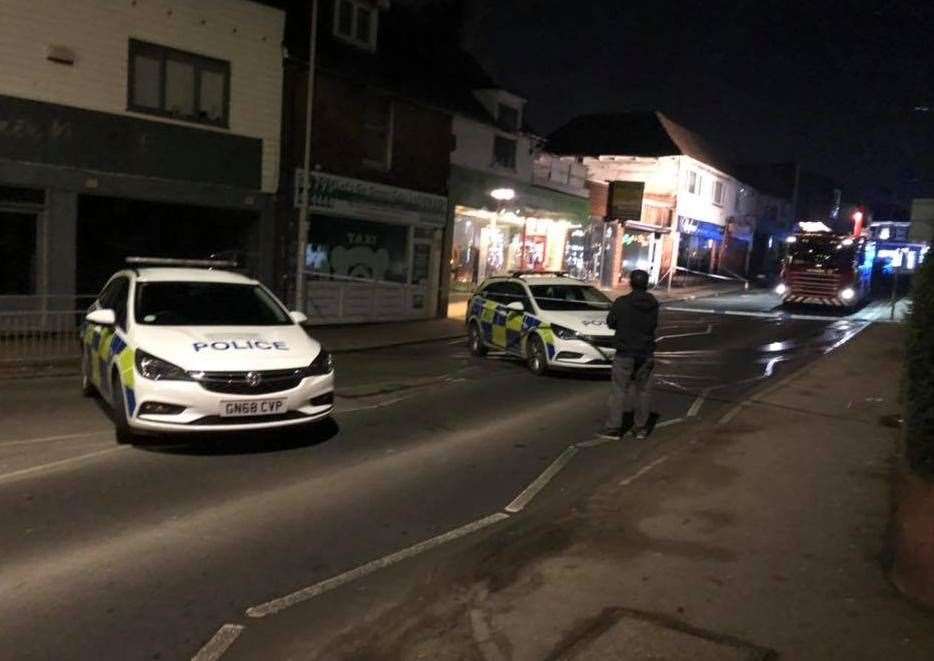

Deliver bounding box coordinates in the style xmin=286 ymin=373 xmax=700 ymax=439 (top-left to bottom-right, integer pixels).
xmin=466 ymin=272 xmax=616 ymax=375
xmin=80 ymin=258 xmax=334 ymax=442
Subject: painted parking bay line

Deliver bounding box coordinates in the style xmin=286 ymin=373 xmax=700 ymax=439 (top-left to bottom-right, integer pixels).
xmin=504 ymin=445 xmax=578 ymax=513
xmin=0 ymin=446 xmax=126 ymax=485
xmin=191 ymin=624 xmax=245 ymax=661
xmin=246 ymin=512 xmax=510 ymax=618
xmin=0 ymin=429 xmax=112 ymax=448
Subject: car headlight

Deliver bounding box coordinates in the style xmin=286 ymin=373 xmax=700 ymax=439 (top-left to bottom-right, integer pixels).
xmin=135 ymin=350 xmax=192 ymax=381
xmin=304 ymin=348 xmax=333 ymax=376
xmin=840 ymin=287 xmax=855 ymax=301
xmin=551 ymin=324 xmax=579 ymax=340
xmin=774 ymin=283 xmax=787 ymax=295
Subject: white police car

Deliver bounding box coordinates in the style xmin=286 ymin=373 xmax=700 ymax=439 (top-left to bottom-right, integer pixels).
xmin=80 ymin=258 xmax=334 ymax=442
xmin=466 ymin=272 xmax=616 ymax=375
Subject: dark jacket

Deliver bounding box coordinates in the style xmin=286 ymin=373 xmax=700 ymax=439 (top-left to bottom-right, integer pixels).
xmin=607 ymin=289 xmax=659 ymax=357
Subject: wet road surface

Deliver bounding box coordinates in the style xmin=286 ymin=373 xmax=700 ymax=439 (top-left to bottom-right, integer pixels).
xmin=0 ymin=306 xmax=873 ymax=660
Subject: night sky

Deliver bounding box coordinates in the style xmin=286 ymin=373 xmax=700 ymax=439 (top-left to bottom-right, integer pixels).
xmin=463 ymin=0 xmax=934 ymax=210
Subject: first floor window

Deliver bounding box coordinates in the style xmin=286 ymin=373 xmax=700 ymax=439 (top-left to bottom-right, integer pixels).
xmin=334 ymin=0 xmax=378 ymax=50
xmin=713 ymin=180 xmax=725 ymax=206
xmin=493 ymin=135 xmax=517 ymax=170
xmin=128 ymin=39 xmax=230 ymax=127
xmin=687 ymin=171 xmax=700 ymax=195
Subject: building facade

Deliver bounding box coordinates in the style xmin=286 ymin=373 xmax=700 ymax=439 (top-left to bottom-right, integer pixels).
xmin=0 ymin=0 xmax=284 ymax=308
xmin=279 ymin=0 xmax=453 ymax=324
xmin=549 ymin=112 xmax=759 ymax=288
xmin=447 ymin=89 xmax=590 ymax=296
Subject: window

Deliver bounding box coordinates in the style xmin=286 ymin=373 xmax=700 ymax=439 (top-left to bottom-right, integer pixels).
xmin=362 ymin=97 xmax=392 ymax=170
xmin=0 ymin=212 xmax=37 ymax=295
xmin=530 ymin=285 xmax=611 ymax=311
xmin=334 ymin=0 xmax=378 ymax=50
xmin=482 ymin=282 xmax=530 ymax=310
xmin=128 ymin=40 xmax=230 ymax=127
xmin=713 ymin=180 xmax=725 ymax=206
xmin=687 ymin=171 xmax=699 ymax=195
xmin=493 ymin=135 xmax=517 ymax=170
xmin=98 ymin=277 xmax=129 ymax=328
xmin=135 ymin=282 xmax=291 ymax=326
xmin=497 ymin=104 xmax=519 ymax=132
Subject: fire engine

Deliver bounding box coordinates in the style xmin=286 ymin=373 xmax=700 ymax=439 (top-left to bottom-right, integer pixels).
xmin=775 ymin=222 xmax=874 ymax=307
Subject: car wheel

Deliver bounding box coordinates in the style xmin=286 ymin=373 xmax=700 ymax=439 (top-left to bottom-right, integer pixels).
xmin=111 ymin=373 xmax=136 ymax=445
xmin=527 ymin=334 xmax=549 ymax=376
xmin=80 ymin=349 xmax=96 ymax=398
xmin=468 ymin=321 xmax=487 ymax=357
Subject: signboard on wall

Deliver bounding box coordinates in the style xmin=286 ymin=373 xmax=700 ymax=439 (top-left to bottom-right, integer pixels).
xmin=295 ymin=169 xmax=448 ymax=227
xmin=608 ymin=181 xmax=645 ymax=221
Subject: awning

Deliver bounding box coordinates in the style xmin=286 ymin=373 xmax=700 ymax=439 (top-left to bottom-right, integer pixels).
xmin=678 ymin=216 xmax=725 ymax=241
xmin=625 ymin=220 xmax=671 ymax=234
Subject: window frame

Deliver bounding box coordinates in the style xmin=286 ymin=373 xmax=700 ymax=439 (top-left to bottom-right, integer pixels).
xmin=687 ymin=170 xmax=699 ymax=195
xmin=712 ymin=180 xmax=725 ymax=206
xmin=492 ymin=135 xmax=518 ymax=170
xmin=361 ymin=97 xmax=394 ymax=171
xmin=127 ymin=39 xmax=231 ymax=128
xmin=333 ymin=0 xmax=379 ymax=51
xmin=497 ymin=103 xmax=519 ymax=132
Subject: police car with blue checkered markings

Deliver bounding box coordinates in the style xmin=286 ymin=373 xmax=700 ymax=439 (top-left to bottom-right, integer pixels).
xmin=466 ymin=272 xmax=617 ymax=375
xmin=80 ymin=258 xmax=334 ymax=443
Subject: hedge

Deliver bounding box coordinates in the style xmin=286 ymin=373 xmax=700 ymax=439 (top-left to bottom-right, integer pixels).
xmin=905 ymin=252 xmax=934 ymax=478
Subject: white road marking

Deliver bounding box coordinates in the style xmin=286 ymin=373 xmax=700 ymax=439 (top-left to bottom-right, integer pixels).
xmin=656 ymin=324 xmax=713 ymax=343
xmin=0 ymin=430 xmax=111 ymax=448
xmin=619 ymin=455 xmax=669 ymax=486
xmin=686 ymin=387 xmax=712 ymax=417
xmin=191 ymin=624 xmax=244 ymax=661
xmin=0 ymin=447 xmax=125 ymax=485
xmin=245 ymin=512 xmax=511 ymax=618
xmin=504 ymin=445 xmax=578 ymax=513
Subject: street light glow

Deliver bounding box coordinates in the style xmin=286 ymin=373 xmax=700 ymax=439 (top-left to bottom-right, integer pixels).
xmin=490 ymin=188 xmax=516 ymax=201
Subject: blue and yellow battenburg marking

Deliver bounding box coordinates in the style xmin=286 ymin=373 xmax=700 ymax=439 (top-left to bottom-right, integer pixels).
xmin=82 ymin=323 xmax=137 ymax=416
xmin=469 ymin=296 xmax=556 ymax=359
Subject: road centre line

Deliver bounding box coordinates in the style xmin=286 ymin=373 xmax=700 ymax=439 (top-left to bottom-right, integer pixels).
xmin=0 ymin=429 xmax=112 ymax=447
xmin=619 ymin=455 xmax=669 ymax=486
xmin=191 ymin=624 xmax=244 ymax=661
xmin=246 ymin=512 xmax=511 ymax=618
xmin=0 ymin=447 xmax=126 ymax=485
xmin=686 ymin=388 xmax=712 ymax=418
xmin=504 ymin=445 xmax=578 ymax=513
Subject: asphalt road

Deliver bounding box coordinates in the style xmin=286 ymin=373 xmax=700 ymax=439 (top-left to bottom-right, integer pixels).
xmin=0 ymin=304 xmax=873 ymax=660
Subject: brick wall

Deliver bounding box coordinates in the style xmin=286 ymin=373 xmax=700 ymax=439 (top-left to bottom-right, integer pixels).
xmin=0 ymin=0 xmax=283 ymax=192
xmin=284 ymin=68 xmax=452 ymax=196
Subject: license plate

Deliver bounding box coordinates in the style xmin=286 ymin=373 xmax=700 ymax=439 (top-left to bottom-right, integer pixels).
xmin=221 ymin=399 xmax=287 ymax=417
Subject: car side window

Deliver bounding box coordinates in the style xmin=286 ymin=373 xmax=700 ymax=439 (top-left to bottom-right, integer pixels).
xmin=97 ymin=279 xmax=121 ymax=310
xmin=110 ymin=277 xmax=130 ymax=330
xmin=501 ymin=283 xmax=532 ymax=311
xmin=479 ymin=282 xmax=508 ymax=304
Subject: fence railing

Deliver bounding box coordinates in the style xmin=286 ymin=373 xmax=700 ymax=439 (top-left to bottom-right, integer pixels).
xmin=303 ymin=272 xmax=434 ymax=325
xmin=0 ymin=296 xmax=95 ymax=365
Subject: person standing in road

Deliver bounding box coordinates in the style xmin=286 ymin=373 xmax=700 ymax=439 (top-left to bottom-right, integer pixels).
xmin=599 ymin=269 xmax=659 ymax=439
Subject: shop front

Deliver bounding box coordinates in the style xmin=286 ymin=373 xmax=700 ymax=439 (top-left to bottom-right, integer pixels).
xmin=677 ymin=216 xmax=726 ymax=273
xmin=295 ymin=170 xmax=448 ymax=324
xmin=599 ymin=220 xmax=670 ymax=288
xmin=448 ymin=166 xmax=591 ymax=291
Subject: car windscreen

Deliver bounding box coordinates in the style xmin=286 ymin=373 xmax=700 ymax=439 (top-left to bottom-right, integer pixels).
xmin=135 ymin=282 xmax=292 ymax=326
xmin=788 ymin=237 xmax=856 ymax=270
xmin=530 ymin=285 xmax=612 ymax=311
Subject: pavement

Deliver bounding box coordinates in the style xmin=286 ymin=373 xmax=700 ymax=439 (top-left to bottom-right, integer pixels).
xmin=0 ymin=292 xmax=925 ymax=660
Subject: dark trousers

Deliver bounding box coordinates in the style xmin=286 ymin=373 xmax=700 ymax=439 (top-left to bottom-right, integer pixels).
xmin=605 ymin=354 xmax=654 ymax=429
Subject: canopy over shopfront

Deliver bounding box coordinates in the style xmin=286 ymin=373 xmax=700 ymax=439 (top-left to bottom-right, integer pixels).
xmin=448 ymin=166 xmax=592 ymax=290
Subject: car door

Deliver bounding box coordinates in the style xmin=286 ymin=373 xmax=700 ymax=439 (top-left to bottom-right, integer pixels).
xmin=498 ymin=282 xmax=533 ymax=354
xmin=86 ymin=276 xmax=129 ymax=394
xmin=472 ymin=282 xmax=508 ymax=348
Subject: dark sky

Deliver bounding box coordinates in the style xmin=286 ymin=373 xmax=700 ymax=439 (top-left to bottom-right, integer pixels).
xmin=463 ymin=0 xmax=934 ymax=208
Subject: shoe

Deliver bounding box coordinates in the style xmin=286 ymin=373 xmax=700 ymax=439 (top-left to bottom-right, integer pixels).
xmin=619 ymin=411 xmax=635 ymax=436
xmin=635 ymin=428 xmax=649 ymax=440
xmin=596 ymin=427 xmax=621 ymax=439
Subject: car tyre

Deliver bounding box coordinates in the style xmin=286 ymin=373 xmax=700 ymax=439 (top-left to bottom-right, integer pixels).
xmin=111 ymin=373 xmax=136 ymax=445
xmin=80 ymin=349 xmax=96 ymax=398
xmin=468 ymin=321 xmax=488 ymax=357
xmin=527 ymin=334 xmax=549 ymax=376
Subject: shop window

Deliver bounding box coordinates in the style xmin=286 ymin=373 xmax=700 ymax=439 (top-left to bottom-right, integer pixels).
xmin=306 ymin=216 xmax=408 ymax=284
xmin=362 ymin=97 xmax=393 ymax=170
xmin=712 ymin=180 xmax=725 ymax=206
xmin=493 ymin=136 xmax=517 ymax=170
xmin=128 ymin=40 xmax=230 ymax=127
xmin=334 ymin=0 xmax=378 ymax=50
xmin=0 ymin=212 xmax=37 ymax=295
xmin=497 ymin=104 xmax=519 ymax=132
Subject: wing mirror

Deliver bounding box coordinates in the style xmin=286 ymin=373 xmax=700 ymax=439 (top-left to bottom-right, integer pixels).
xmin=289 ymin=310 xmax=309 ymax=324
xmin=85 ymin=309 xmax=116 ymax=326
xmin=506 ymin=301 xmax=525 ymax=312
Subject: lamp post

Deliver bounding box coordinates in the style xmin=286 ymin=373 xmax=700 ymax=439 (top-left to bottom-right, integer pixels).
xmin=295 ymin=0 xmax=319 ymax=312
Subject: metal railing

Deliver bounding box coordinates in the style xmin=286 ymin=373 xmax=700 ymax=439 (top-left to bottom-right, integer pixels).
xmin=303 ymin=272 xmax=435 ymax=325
xmin=0 ymin=296 xmax=95 ymax=365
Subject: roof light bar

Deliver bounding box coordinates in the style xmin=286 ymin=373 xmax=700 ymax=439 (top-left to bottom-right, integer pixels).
xmin=126 ymin=257 xmax=239 ymax=268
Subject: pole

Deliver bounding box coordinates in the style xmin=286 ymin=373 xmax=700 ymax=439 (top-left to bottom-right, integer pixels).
xmin=295 ymin=0 xmax=319 ymax=312
xmin=890 ymin=264 xmax=899 ymax=321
